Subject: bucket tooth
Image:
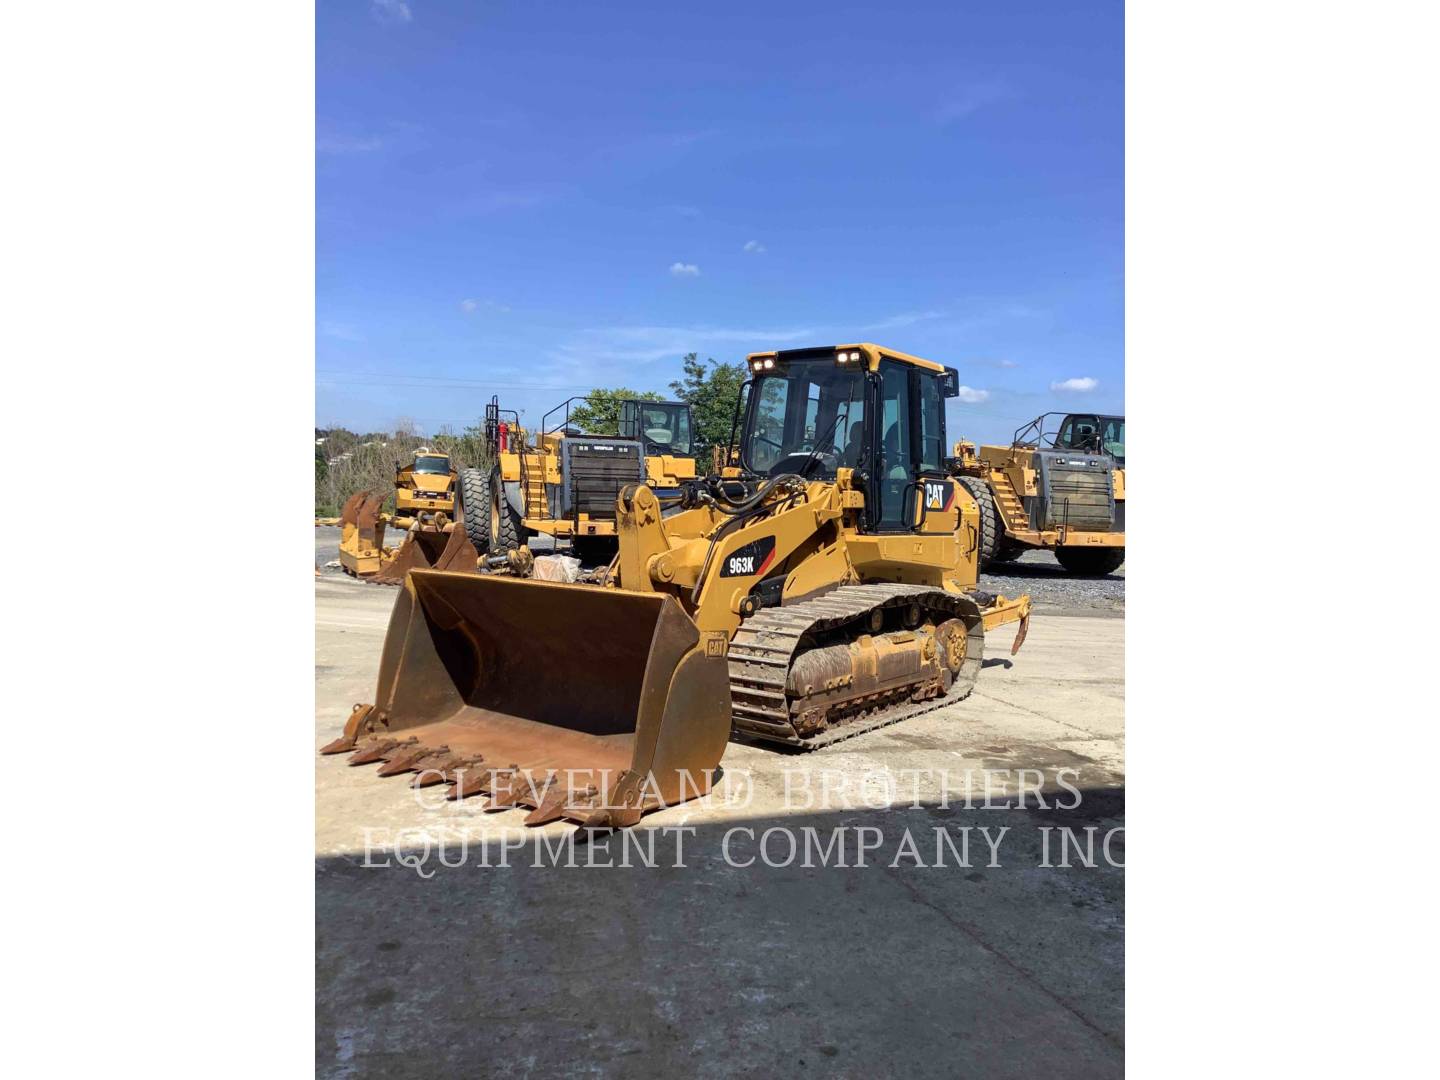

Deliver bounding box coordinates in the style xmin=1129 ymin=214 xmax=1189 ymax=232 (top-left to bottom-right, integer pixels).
xmin=409 ymin=752 xmax=470 ymax=787
xmin=448 ymin=765 xmax=500 ymax=801
xmin=484 ymin=768 xmax=553 ymax=811
xmin=522 ymin=789 xmax=572 ymax=827
xmin=319 ymin=734 xmax=356 ymax=755
xmin=320 ymin=703 xmax=379 ymax=755
xmin=348 ymin=736 xmax=415 ymax=766
xmin=411 ymin=765 xmax=455 ymax=788
xmin=523 ymin=783 xmax=598 ymax=827
xmin=376 ymin=742 xmax=448 ymax=778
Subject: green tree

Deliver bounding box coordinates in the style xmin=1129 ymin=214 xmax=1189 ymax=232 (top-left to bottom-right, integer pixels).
xmin=668 ymin=352 xmax=748 ymax=458
xmin=428 ymin=423 xmax=491 ymax=471
xmin=565 ymin=387 xmax=665 ymax=435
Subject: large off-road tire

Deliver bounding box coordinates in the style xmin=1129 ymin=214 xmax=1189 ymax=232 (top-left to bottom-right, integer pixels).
xmin=989 ymin=542 xmax=1025 ymax=563
xmin=957 ymin=476 xmax=999 ymax=569
xmin=489 ymin=466 xmax=526 ymax=554
xmin=456 ymin=468 xmax=491 ymax=554
xmin=1055 ymin=545 xmax=1126 ymax=576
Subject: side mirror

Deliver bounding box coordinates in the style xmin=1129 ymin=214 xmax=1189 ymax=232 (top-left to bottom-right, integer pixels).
xmin=941 ymin=367 xmax=961 ymax=398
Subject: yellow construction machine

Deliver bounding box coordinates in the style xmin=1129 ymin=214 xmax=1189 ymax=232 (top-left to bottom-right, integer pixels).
xmin=335 ymin=448 xmax=479 ymax=583
xmin=454 ymin=395 xmax=698 ymax=561
xmin=952 ymin=412 xmax=1125 ymax=576
xmin=391 ymin=447 xmax=457 ymax=525
xmin=323 ymin=344 xmax=1031 ymax=829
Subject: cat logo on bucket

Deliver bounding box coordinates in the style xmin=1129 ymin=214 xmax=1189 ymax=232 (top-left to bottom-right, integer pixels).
xmin=924 ymin=480 xmax=955 ymax=511
xmin=720 ymin=535 xmax=777 ymax=577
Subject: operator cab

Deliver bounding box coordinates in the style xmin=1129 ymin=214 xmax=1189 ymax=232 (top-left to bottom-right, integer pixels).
xmin=618 ymin=399 xmax=694 ymax=458
xmin=411 ymin=449 xmax=452 ymax=475
xmin=1055 ymin=414 xmax=1125 ymax=465
xmin=739 ymin=344 xmax=961 ymax=532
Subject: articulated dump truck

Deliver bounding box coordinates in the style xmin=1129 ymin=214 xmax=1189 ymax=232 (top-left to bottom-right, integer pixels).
xmin=323 ymin=344 xmax=1032 ymax=829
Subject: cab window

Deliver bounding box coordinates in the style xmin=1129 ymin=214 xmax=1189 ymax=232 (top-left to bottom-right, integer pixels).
xmin=875 ymin=361 xmax=914 ymax=528
xmin=742 ymin=359 xmax=866 ymax=477
xmin=917 ymin=374 xmax=944 ymax=472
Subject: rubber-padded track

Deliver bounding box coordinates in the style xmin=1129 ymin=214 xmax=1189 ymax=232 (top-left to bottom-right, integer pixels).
xmin=726 ymin=583 xmax=986 ymax=749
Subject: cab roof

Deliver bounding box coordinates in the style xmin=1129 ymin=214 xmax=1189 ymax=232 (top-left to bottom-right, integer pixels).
xmin=745 ymin=343 xmax=945 ymax=373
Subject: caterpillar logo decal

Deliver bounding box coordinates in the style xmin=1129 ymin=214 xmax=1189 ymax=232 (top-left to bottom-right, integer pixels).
xmin=569 ymin=441 xmax=637 ymax=456
xmin=720 ymin=535 xmax=777 ymax=577
xmin=924 ymin=480 xmax=956 ymax=511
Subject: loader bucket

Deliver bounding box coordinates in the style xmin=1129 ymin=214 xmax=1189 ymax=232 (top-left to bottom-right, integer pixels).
xmin=370 ymin=526 xmax=473 ymax=586
xmin=338 ymin=491 xmax=366 ymax=529
xmin=426 ymin=525 xmax=480 ymax=573
xmin=321 ymin=571 xmax=732 ymax=828
xmin=338 ymin=492 xmax=389 ymax=578
xmin=354 ymin=492 xmax=383 ymax=537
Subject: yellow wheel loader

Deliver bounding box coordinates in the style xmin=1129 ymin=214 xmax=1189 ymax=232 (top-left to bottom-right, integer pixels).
xmin=323 ymin=344 xmax=1031 ymax=829
xmin=335 ymin=449 xmax=480 ymax=583
xmin=953 ymin=412 xmax=1125 ymax=576
xmin=454 ymin=395 xmax=698 ymax=562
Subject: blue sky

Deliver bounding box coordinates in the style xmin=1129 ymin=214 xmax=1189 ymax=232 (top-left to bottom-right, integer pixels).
xmin=317 ymin=0 xmax=1123 ymax=445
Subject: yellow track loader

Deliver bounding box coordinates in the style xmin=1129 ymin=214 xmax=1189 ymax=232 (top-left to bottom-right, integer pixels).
xmin=952 ymin=412 xmax=1125 ymax=575
xmin=454 ymin=395 xmax=698 ymax=561
xmin=323 ymin=344 xmax=1031 ymax=828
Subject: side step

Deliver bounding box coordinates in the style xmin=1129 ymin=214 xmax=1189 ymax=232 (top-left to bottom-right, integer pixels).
xmin=989 ymin=471 xmax=1030 ymax=531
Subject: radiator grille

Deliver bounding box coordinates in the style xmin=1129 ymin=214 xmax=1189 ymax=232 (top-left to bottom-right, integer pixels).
xmin=563 ymin=440 xmax=645 ymax=518
xmin=1037 ymin=452 xmax=1115 ymax=531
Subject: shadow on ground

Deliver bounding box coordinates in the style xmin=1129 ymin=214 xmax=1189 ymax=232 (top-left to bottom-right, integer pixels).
xmin=983 ymin=561 xmax=1124 ymax=582
xmin=317 ymin=789 xmax=1124 ymax=1078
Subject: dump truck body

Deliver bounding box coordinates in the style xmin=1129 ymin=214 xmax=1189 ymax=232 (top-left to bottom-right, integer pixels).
xmin=327 ymin=345 xmax=1030 ymax=827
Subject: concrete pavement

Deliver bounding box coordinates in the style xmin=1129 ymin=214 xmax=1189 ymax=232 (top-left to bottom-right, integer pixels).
xmin=315 ymin=575 xmax=1124 ymax=1078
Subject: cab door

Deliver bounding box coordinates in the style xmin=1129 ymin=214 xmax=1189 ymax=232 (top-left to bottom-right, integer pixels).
xmin=872 ymin=360 xmax=915 ymax=530
xmin=869 ymin=358 xmax=955 ymax=533
xmin=912 ymin=369 xmax=961 ymax=535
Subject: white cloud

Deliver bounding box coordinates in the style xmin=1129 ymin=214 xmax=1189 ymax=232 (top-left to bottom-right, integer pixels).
xmin=669 ymin=262 xmax=701 ymax=278
xmin=371 ymin=0 xmax=412 ymax=24
xmin=743 ymin=240 xmax=766 ymax=254
xmin=320 ymin=321 xmax=364 ymax=342
xmin=1051 ymin=376 xmax=1099 ymax=392
xmin=955 ymin=386 xmax=990 ymax=403
xmin=935 ymin=82 xmax=1010 ymax=124
xmin=459 ymin=298 xmax=511 ymax=314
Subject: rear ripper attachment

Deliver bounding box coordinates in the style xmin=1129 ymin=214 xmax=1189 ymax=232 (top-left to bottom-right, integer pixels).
xmin=320 ymin=570 xmax=732 ymax=828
